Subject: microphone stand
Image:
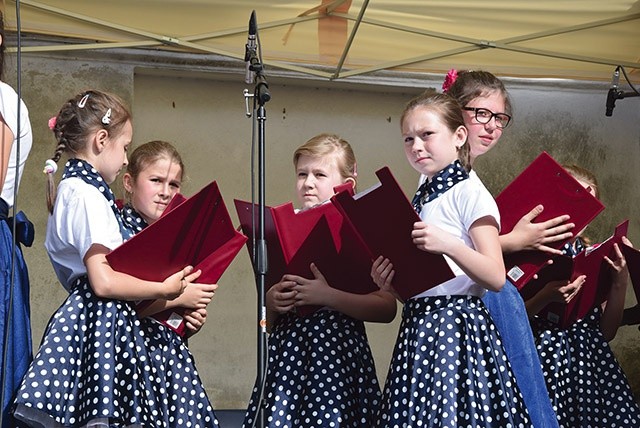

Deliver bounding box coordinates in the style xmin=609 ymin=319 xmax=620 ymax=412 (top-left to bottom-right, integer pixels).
xmin=245 ymin=33 xmax=271 ymax=428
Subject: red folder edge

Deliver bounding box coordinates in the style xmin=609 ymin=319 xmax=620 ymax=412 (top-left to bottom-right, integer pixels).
xmin=496 ymin=152 xmax=605 ymax=289
xmin=534 ymin=220 xmax=629 ymax=328
xmin=330 ymin=166 xmax=454 ymax=301
xmin=107 ymin=181 xmax=247 ymax=336
xmin=235 ymin=182 xmax=376 ymax=317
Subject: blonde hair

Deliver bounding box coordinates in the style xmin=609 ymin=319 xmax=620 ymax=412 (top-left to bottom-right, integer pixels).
xmin=563 ymin=164 xmax=599 ymax=199
xmin=293 ymin=133 xmax=357 ymax=183
xmin=46 ymin=90 xmax=131 ymax=213
xmin=563 ymin=163 xmax=599 ymax=246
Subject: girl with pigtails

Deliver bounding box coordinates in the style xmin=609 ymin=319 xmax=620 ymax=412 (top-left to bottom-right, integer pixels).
xmin=12 ymin=90 xmax=198 ymax=427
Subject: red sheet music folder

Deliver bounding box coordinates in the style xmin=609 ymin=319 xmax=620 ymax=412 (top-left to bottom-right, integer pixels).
xmin=234 ymin=185 xmax=378 ymax=316
xmin=331 ymin=166 xmax=454 ymax=302
xmin=496 ymin=152 xmax=605 ymax=289
xmin=523 ymin=220 xmax=628 ymax=328
xmin=107 ymin=180 xmax=248 ymax=336
xmin=620 ymin=242 xmax=640 ymax=308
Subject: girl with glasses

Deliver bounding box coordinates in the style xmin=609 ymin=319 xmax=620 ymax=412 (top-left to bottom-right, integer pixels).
xmin=444 ymin=69 xmax=570 ymax=428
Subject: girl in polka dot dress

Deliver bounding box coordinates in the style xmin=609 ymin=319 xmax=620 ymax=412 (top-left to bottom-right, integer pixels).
xmin=13 ymin=90 xmax=197 ymax=427
xmin=525 ymin=164 xmax=640 ymax=428
xmin=120 ymin=141 xmax=219 ymax=427
xmin=372 ymin=91 xmax=530 ymax=427
xmin=242 ymin=133 xmax=397 ymax=428
xmin=446 ymin=70 xmax=562 ymax=428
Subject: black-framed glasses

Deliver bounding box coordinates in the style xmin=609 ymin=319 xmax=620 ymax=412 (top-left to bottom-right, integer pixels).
xmin=462 ymin=107 xmax=512 ymax=129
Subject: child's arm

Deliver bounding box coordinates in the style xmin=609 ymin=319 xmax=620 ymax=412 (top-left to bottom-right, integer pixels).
xmin=524 ymin=276 xmax=585 ymax=318
xmin=136 ymin=282 xmax=218 ymax=318
xmin=600 ymin=240 xmax=631 ymax=341
xmin=412 ymin=217 xmax=505 ymax=291
xmin=499 ymin=205 xmax=574 ymax=254
xmin=84 ymin=243 xmax=190 ymax=300
xmin=290 ymin=263 xmax=397 ymax=323
xmin=0 ymin=122 xmax=13 ymax=190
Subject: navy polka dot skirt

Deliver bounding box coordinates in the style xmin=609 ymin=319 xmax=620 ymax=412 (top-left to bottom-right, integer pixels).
xmin=532 ymin=306 xmax=640 ymax=427
xmin=13 ymin=277 xmax=163 ymax=427
xmin=140 ymin=319 xmax=219 ymax=427
xmin=243 ymin=310 xmax=381 ymax=428
xmin=376 ymin=295 xmax=530 ymax=428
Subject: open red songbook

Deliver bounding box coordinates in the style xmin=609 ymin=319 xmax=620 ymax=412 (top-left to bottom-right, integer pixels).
xmin=496 ymin=152 xmax=605 ymax=289
xmin=234 ymin=183 xmax=378 ymax=316
xmin=331 ymin=167 xmax=454 ymax=302
xmin=522 ymin=220 xmax=628 ymax=328
xmin=107 ymin=180 xmax=248 ymax=336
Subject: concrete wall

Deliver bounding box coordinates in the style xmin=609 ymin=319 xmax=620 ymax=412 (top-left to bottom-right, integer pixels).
xmin=7 ymin=49 xmax=640 ymax=410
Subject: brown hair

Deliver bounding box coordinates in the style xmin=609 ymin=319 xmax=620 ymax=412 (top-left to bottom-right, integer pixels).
xmin=46 ymin=90 xmax=132 ymax=213
xmin=400 ymin=90 xmax=471 ymax=171
xmin=446 ymin=70 xmax=513 ymax=116
xmin=125 ymin=140 xmax=185 ymax=202
xmin=293 ymin=133 xmax=357 ymax=183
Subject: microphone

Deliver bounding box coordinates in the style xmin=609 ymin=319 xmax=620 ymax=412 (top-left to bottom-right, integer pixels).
xmin=605 ymin=67 xmax=620 ymax=117
xmin=245 ymin=10 xmax=257 ymax=84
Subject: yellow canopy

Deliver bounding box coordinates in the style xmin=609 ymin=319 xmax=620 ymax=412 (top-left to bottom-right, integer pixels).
xmin=4 ymin=0 xmax=640 ymax=81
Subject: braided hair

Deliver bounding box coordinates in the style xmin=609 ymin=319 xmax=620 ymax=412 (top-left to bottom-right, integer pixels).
xmin=45 ymin=90 xmax=131 ymax=213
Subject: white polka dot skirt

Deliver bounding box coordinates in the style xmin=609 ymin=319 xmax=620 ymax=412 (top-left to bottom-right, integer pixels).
xmin=376 ymin=295 xmax=531 ymax=428
xmin=141 ymin=319 xmax=219 ymax=427
xmin=243 ymin=310 xmax=381 ymax=428
xmin=533 ymin=307 xmax=640 ymax=427
xmin=13 ymin=278 xmax=163 ymax=427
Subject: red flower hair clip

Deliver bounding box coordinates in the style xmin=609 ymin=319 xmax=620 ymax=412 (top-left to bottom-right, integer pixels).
xmin=442 ymin=69 xmax=458 ymax=93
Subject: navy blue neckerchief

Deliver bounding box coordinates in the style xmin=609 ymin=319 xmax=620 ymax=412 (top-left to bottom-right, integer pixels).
xmin=121 ymin=203 xmax=149 ymax=235
xmin=561 ymin=237 xmax=585 ymax=257
xmin=411 ymin=160 xmax=469 ymax=215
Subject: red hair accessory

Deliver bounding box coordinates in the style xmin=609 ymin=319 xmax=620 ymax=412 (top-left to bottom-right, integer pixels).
xmin=442 ymin=69 xmax=458 ymax=93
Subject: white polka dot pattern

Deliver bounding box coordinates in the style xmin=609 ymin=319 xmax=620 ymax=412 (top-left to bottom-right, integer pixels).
xmin=243 ymin=310 xmax=381 ymax=427
xmin=532 ymin=306 xmax=640 ymax=427
xmin=376 ymin=296 xmax=531 ymax=427
xmin=13 ymin=278 xmax=163 ymax=426
xmin=141 ymin=319 xmax=219 ymax=427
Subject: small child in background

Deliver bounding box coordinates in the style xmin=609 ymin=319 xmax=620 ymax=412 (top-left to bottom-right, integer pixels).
xmin=372 ymin=91 xmax=530 ymax=427
xmin=13 ymin=90 xmax=196 ymax=427
xmin=121 ymin=140 xmax=219 ymax=427
xmin=525 ymin=164 xmax=640 ymax=428
xmin=243 ymin=133 xmax=397 ymax=428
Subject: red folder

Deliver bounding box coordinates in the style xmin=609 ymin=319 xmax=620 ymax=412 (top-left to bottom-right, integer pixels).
xmin=620 ymin=242 xmax=640 ymax=307
xmin=496 ymin=152 xmax=605 ymax=289
xmin=523 ymin=220 xmax=628 ymax=328
xmin=330 ymin=167 xmax=454 ymax=302
xmin=234 ymin=184 xmax=378 ymax=316
xmin=107 ymin=181 xmax=248 ymax=336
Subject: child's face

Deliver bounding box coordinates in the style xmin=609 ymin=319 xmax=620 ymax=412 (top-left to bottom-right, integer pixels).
xmin=462 ymin=91 xmax=507 ymax=164
xmin=123 ymin=156 xmax=182 ymax=224
xmin=100 ymin=120 xmax=133 ymax=184
xmin=402 ymin=106 xmax=466 ymax=179
xmin=573 ymin=178 xmax=597 ymax=239
xmin=295 ymin=153 xmax=344 ymax=210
